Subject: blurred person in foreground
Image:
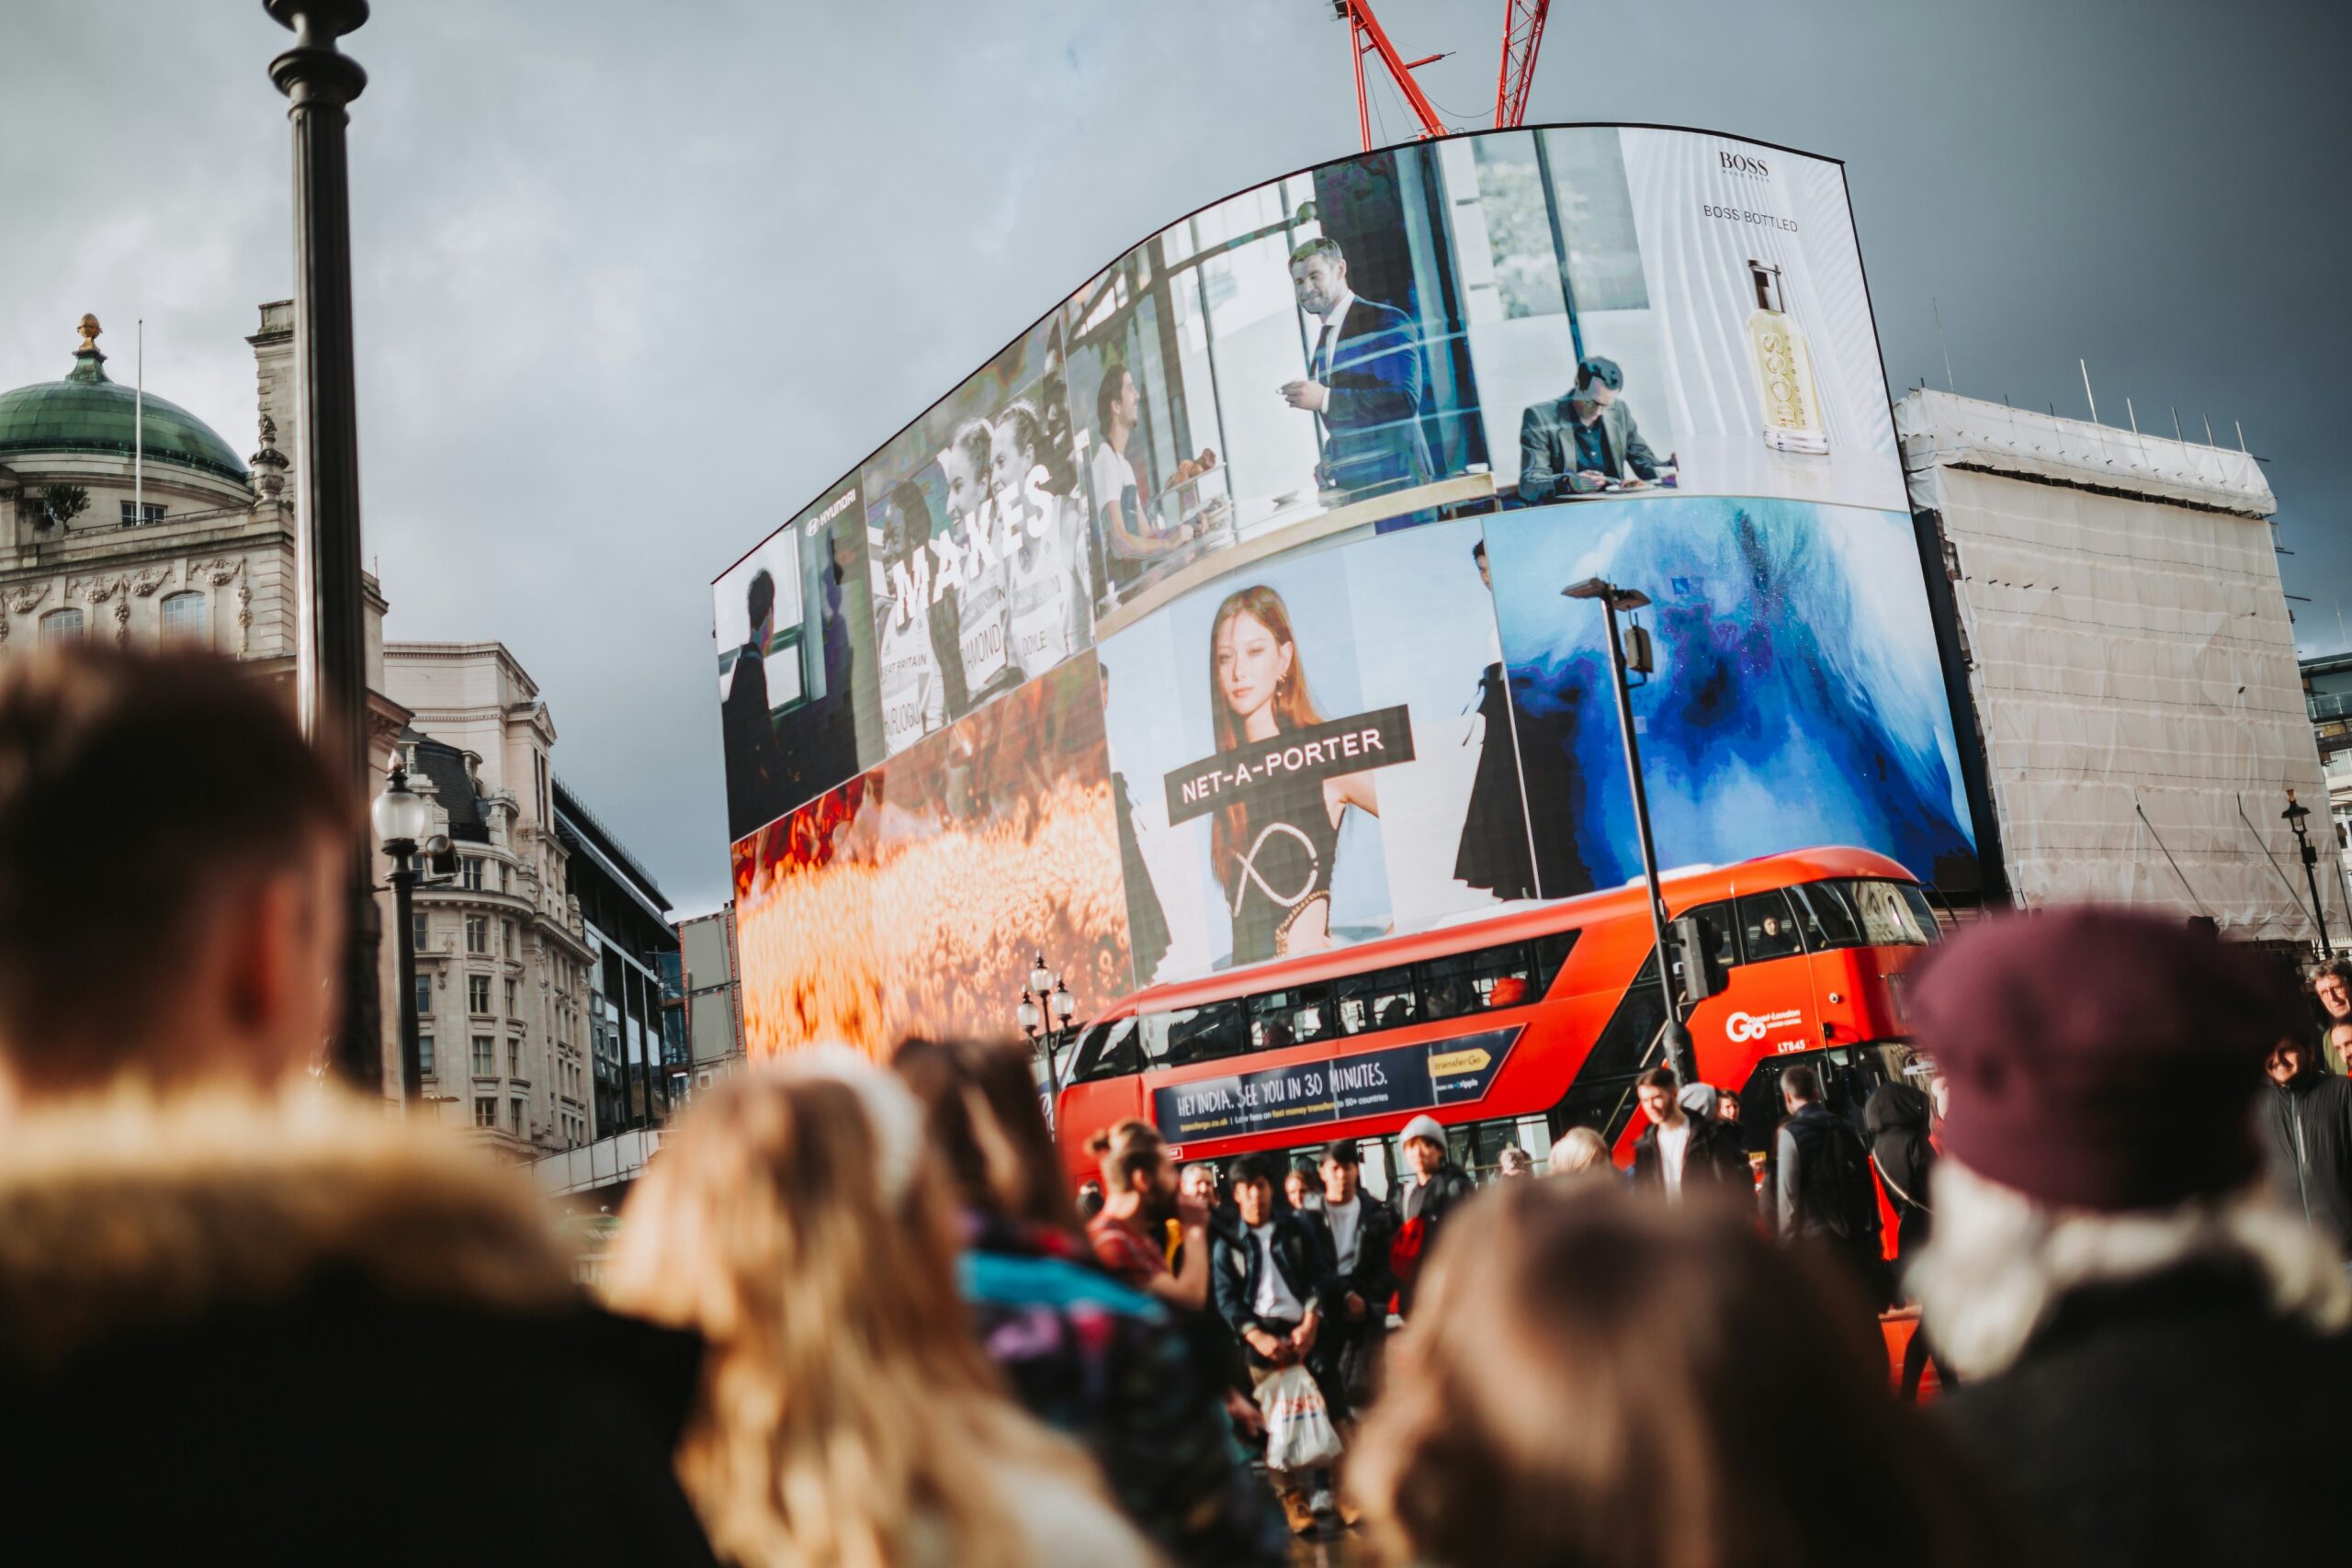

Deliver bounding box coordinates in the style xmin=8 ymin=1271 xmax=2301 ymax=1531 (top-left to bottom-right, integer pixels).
xmin=0 ymin=649 xmax=716 ymax=1565
xmin=892 ymin=1037 xmax=1284 ymax=1567
xmin=1908 ymin=907 xmax=2352 ymax=1568
xmin=1390 ymin=1113 xmax=1474 ymax=1316
xmin=606 ymin=1051 xmax=1155 ymax=1568
xmin=1351 ymin=1181 xmax=1996 ymax=1568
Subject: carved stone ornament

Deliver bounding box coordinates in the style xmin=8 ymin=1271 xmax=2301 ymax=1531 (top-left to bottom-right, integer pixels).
xmin=70 ymin=574 xmax=123 ymax=604
xmin=187 ymin=557 xmax=247 ymax=588
xmin=113 ymin=599 xmax=130 ymax=646
xmin=5 ymin=585 xmax=51 ymax=615
xmin=129 ymin=568 xmax=173 ymax=598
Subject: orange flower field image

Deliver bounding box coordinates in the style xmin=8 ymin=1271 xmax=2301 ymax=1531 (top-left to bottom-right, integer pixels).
xmin=731 ymin=657 xmax=1135 ymax=1060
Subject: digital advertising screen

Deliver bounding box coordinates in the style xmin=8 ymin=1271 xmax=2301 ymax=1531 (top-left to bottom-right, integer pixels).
xmin=714 ymin=124 xmax=1974 ymax=1061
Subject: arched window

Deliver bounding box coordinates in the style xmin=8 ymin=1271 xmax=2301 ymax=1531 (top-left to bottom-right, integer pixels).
xmin=39 ymin=608 xmax=84 ymax=645
xmin=160 ymin=591 xmax=209 ymax=645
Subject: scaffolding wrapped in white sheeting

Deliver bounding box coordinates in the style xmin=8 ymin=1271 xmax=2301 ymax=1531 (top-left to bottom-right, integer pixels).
xmin=1896 ymin=389 xmax=2342 ymax=945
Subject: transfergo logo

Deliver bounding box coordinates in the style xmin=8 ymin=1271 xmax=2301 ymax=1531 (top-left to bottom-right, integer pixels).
xmin=1725 ymin=1009 xmax=1804 ymax=1043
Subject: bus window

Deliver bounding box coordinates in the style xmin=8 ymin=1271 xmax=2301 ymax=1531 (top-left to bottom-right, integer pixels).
xmin=1531 ymin=929 xmax=1582 ymax=995
xmin=1250 ymin=985 xmax=1332 ymax=1050
xmin=1069 ymin=1017 xmax=1140 ymax=1083
xmin=1141 ymin=999 xmax=1246 ymax=1068
xmin=1850 ymin=880 xmax=1939 ymax=946
xmin=1737 ymin=889 xmax=1805 ymax=963
xmin=1685 ymin=901 xmax=1738 ymax=969
xmin=1419 ymin=942 xmax=1534 ymax=1021
xmin=1789 ymin=881 xmax=1861 ymax=950
xmin=1335 ymin=965 xmax=1418 ymax=1035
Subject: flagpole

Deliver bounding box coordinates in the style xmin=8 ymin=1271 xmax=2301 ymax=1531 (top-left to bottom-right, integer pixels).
xmin=134 ymin=319 xmax=144 ymax=525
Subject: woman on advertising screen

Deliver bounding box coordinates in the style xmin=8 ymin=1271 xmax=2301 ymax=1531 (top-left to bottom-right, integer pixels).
xmin=1209 ymin=585 xmax=1380 ymax=964
xmin=995 ymin=400 xmax=1090 ymax=681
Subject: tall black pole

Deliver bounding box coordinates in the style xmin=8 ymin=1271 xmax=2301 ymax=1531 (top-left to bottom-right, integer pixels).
xmin=1599 ymin=593 xmax=1698 ymax=1085
xmin=390 ymin=854 xmax=422 ymax=1104
xmin=268 ymin=1 xmax=379 ymax=1089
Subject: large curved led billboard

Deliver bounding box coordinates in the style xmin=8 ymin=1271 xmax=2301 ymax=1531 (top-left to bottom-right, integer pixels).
xmin=714 ymin=125 xmax=1976 ymax=1060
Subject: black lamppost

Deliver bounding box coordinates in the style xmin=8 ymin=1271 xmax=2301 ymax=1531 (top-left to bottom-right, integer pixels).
xmin=2284 ymin=789 xmax=2335 ymax=957
xmin=266 ymin=0 xmax=379 ymax=1088
xmin=1019 ymin=953 xmax=1080 ymax=1112
xmin=1564 ymin=576 xmax=1699 ymax=1087
xmin=371 ymin=758 xmax=432 ymax=1107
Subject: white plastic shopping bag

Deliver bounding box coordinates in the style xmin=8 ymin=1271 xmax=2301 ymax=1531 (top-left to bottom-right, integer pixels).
xmin=1257 ymin=1363 xmax=1344 ymax=1473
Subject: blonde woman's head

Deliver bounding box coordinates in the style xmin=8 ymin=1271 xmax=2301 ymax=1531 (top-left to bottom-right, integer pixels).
xmin=606 ymin=1048 xmax=1081 ymax=1568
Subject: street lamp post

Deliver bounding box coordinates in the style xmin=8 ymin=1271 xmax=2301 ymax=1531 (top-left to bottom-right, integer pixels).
xmin=2284 ymin=790 xmax=2335 ymax=958
xmin=1019 ymin=953 xmax=1081 ymax=1114
xmin=266 ymin=0 xmax=379 ymax=1089
xmin=1563 ymin=576 xmax=1699 ymax=1086
xmin=370 ymin=758 xmax=433 ymax=1107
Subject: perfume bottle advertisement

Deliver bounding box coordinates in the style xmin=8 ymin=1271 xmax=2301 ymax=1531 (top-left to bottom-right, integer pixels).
xmin=1610 ymin=129 xmax=1906 ymax=513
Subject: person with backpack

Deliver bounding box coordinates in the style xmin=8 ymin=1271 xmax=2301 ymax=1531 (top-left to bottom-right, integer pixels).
xmin=1774 ymin=1066 xmax=1885 ymax=1307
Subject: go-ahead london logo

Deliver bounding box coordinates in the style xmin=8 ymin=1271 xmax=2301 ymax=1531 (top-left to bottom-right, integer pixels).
xmin=1724 ymin=1008 xmax=1805 ymax=1044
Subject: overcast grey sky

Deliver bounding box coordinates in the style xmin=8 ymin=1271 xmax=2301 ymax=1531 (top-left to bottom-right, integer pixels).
xmin=6 ymin=0 xmax=2345 ymax=915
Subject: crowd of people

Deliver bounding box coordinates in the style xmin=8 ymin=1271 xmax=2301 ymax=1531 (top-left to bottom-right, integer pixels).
xmin=2 ymin=648 xmax=2349 ymax=1565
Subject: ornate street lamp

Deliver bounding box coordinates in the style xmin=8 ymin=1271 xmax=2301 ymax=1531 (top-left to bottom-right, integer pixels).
xmin=1019 ymin=953 xmax=1082 ymax=1117
xmin=1563 ymin=576 xmax=1698 ymax=1087
xmin=371 ymin=757 xmax=433 ymax=1106
xmin=2284 ymin=789 xmax=2335 ymax=958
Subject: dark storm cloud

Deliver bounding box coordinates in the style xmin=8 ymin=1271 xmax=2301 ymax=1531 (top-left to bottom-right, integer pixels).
xmin=4 ymin=0 xmax=2342 ymax=912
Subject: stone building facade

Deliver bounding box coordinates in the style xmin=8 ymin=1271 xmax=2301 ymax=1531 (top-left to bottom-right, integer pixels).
xmin=385 ymin=641 xmax=603 ymax=1155
xmin=0 ymin=307 xmax=412 ymax=1092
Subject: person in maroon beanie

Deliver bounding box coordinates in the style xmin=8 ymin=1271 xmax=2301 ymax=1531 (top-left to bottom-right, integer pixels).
xmin=1905 ymin=907 xmax=2351 ymax=1568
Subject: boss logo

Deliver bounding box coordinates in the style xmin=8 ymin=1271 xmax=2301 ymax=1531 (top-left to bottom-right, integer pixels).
xmin=1719 ymin=151 xmax=1771 ymax=178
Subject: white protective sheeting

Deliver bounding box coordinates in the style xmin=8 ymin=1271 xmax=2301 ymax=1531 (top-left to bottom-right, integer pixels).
xmin=1896 ymin=390 xmax=2342 ymax=943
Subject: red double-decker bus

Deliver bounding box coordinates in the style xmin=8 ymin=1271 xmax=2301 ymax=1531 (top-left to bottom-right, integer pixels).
xmin=1053 ymin=845 xmax=1942 ymax=1200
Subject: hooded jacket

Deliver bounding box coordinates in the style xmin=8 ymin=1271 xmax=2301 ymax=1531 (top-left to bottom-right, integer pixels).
xmin=2258 ymin=1060 xmax=2352 ymax=1244
xmin=1865 ymin=1081 xmax=1937 ymax=1258
xmin=0 ymin=1089 xmax=718 ymax=1567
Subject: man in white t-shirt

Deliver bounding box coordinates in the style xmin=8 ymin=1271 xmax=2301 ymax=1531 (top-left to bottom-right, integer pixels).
xmin=1630 ymin=1065 xmax=1749 ymax=1203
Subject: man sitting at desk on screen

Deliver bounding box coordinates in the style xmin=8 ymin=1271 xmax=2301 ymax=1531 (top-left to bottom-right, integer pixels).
xmin=1518 ymin=355 xmax=1663 ymax=503
xmin=1280 ymin=236 xmax=1434 ymax=507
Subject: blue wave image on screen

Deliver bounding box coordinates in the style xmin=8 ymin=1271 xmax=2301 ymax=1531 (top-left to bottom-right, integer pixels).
xmin=1486 ymin=496 xmax=1978 ymax=896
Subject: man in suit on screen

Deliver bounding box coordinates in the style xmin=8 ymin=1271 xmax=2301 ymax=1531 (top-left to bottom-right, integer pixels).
xmin=1281 ymin=236 xmax=1435 ymax=506
xmin=721 ymin=568 xmax=789 ymax=837
xmin=1517 ymin=355 xmax=1663 ymax=503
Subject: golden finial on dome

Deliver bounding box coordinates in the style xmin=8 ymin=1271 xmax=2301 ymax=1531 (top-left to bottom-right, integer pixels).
xmin=76 ymin=314 xmax=101 ymax=353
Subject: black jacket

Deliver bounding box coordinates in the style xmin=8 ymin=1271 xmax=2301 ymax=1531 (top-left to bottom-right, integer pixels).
xmin=1940 ymin=1263 xmax=2352 ymax=1568
xmin=0 ymin=1093 xmax=719 ymax=1568
xmin=1630 ymin=1113 xmax=1751 ymax=1196
xmin=2258 ymin=1065 xmax=2352 ymax=1244
xmin=1865 ymin=1082 xmax=1936 ymax=1262
xmin=1211 ymin=1212 xmax=1330 ymax=1337
xmin=1297 ymin=1190 xmax=1398 ymax=1312
xmin=1393 ymin=1162 xmax=1476 ymax=1316
xmin=1774 ymin=1102 xmax=1880 ymax=1249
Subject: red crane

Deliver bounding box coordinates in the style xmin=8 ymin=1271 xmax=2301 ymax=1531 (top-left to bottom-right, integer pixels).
xmin=1334 ymin=0 xmax=1552 ymax=152
xmin=1494 ymin=0 xmax=1553 ymax=130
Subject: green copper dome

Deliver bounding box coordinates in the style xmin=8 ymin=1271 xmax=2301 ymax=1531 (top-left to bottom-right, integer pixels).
xmin=0 ymin=321 xmax=248 ymax=484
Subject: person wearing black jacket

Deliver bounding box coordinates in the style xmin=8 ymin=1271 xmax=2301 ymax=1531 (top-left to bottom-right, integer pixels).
xmin=2258 ymin=1037 xmax=2352 ymax=1245
xmin=1629 ymin=1068 xmax=1750 ymax=1201
xmin=1296 ymin=1139 xmax=1396 ymax=1420
xmin=1865 ymin=1080 xmax=1937 ymax=1268
xmin=1214 ymin=1155 xmax=1335 ymax=1535
xmin=1774 ymin=1066 xmax=1884 ymax=1306
xmin=1392 ymin=1115 xmax=1476 ymax=1318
